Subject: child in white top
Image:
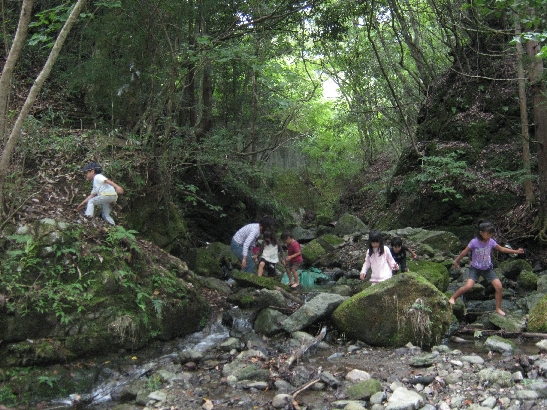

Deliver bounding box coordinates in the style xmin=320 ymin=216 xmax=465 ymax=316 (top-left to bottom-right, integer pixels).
xmin=360 ymin=230 xmax=399 ymax=284
xmin=77 ymin=162 xmax=124 ymax=225
xmin=256 ymin=230 xmax=284 ymax=277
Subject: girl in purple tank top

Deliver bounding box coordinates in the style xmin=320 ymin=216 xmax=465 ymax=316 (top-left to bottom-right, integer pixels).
xmin=449 ymin=221 xmax=524 ymax=316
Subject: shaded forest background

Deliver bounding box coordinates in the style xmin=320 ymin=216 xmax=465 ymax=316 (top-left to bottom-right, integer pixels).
xmin=0 ymin=0 xmax=547 ymax=255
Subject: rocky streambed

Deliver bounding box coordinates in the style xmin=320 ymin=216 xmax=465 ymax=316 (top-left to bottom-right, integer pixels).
xmin=49 ymin=308 xmax=547 ymax=410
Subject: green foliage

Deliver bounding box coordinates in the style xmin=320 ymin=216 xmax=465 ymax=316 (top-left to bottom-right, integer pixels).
xmin=37 ymin=375 xmax=59 ymax=389
xmin=410 ymin=151 xmax=475 ymax=202
xmin=29 ymin=4 xmax=73 ymax=47
xmin=1 ymin=231 xmax=93 ymax=323
xmin=0 ymin=224 xmax=180 ymax=329
xmin=0 ymin=385 xmax=18 ymax=406
xmin=29 ymin=1 xmax=122 ymax=48
xmin=106 ymin=226 xmax=141 ymax=252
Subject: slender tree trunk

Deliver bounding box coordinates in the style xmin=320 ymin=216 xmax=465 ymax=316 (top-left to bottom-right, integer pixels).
xmin=0 ymin=0 xmax=33 ymax=143
xmin=514 ymin=17 xmax=533 ymax=204
xmin=0 ymin=0 xmax=88 ymax=218
xmin=526 ymin=39 xmax=547 ymax=240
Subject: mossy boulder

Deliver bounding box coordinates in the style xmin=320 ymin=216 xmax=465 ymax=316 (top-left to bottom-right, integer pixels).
xmin=227 ymin=288 xmax=259 ymax=308
xmin=301 ymin=239 xmax=325 ymax=264
xmin=230 ymin=270 xmax=290 ymax=292
xmin=0 ymin=221 xmax=209 ymax=367
xmin=317 ymin=234 xmax=345 ymax=251
xmin=406 ymin=229 xmax=462 ymax=254
xmin=527 ymin=295 xmax=547 ymax=332
xmin=518 ymin=271 xmax=538 ymax=291
xmin=254 ymin=308 xmax=287 ymax=336
xmin=498 ymin=259 xmax=534 ymax=280
xmin=346 ymin=378 xmax=382 ymax=400
xmin=186 ymin=242 xmax=237 ymax=278
xmin=0 ymin=363 xmax=98 ymax=405
xmin=405 ymin=260 xmax=450 ymax=292
xmin=125 ymin=188 xmax=190 ymax=253
xmin=333 ymin=214 xmax=368 ymax=236
xmin=332 ymin=273 xmax=452 ymax=348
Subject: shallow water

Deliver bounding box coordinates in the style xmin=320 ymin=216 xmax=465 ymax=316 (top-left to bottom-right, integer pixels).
xmin=41 ymin=286 xmax=546 ymax=409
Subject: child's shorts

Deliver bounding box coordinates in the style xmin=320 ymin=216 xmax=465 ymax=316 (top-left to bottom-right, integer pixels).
xmin=286 ymin=260 xmax=302 ymax=270
xmin=468 ymin=266 xmax=499 ymax=283
xmin=259 ymin=258 xmax=277 ymax=277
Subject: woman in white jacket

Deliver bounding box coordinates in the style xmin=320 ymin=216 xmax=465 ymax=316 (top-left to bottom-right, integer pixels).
xmin=359 ymin=230 xmax=399 ymax=284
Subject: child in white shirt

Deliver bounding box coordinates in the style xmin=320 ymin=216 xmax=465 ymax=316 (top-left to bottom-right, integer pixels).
xmin=77 ymin=162 xmax=124 ymax=225
xmin=359 ymin=230 xmax=399 ymax=284
xmin=256 ymin=230 xmax=284 ymax=277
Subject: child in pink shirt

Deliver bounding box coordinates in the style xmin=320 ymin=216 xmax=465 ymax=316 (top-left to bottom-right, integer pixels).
xmin=359 ymin=230 xmax=399 ymax=284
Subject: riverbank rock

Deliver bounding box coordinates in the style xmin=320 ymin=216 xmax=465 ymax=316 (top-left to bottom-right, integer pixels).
xmin=0 ymin=220 xmax=209 ymax=367
xmin=254 ymin=308 xmax=288 ymax=336
xmin=527 ymin=295 xmax=547 ymax=332
xmin=333 ymin=214 xmax=368 ymax=236
xmin=282 ymin=293 xmax=348 ymax=332
xmin=405 ymin=259 xmax=450 ymax=292
xmin=332 ymin=273 xmax=452 ymax=348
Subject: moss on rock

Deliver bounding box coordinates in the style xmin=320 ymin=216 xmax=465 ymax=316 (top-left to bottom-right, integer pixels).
xmin=345 ymin=378 xmax=382 ymax=400
xmin=333 ymin=214 xmax=368 ymax=235
xmin=332 ymin=273 xmax=452 ymax=348
xmin=406 ymin=260 xmax=450 ymax=292
xmin=317 ymin=234 xmax=345 ymax=251
xmin=518 ymin=271 xmax=538 ymax=291
xmin=498 ymin=259 xmax=534 ymax=280
xmin=301 ymin=239 xmax=325 ymax=264
xmin=231 ymin=270 xmax=290 ymax=292
xmin=527 ymin=295 xmax=547 ymax=332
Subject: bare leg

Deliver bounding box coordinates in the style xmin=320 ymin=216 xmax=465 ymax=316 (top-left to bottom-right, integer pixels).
xmin=449 ymin=279 xmax=476 ymax=305
xmin=491 ymin=278 xmax=505 ymax=316
xmin=257 ymin=261 xmax=265 ymax=277
xmin=286 ymin=265 xmax=294 ymax=285
xmin=292 ymin=268 xmax=299 ymax=286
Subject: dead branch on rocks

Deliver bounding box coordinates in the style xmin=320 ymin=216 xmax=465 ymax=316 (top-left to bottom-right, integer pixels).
xmin=456 ymin=328 xmax=547 ymax=339
xmin=291 ymin=377 xmax=321 ymax=399
xmin=280 ymin=326 xmax=327 ymax=374
xmin=274 ymin=286 xmax=304 ymax=306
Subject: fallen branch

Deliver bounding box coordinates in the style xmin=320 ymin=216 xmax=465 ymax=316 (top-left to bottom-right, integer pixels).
xmin=281 ymin=326 xmax=327 ymax=374
xmin=291 ymin=377 xmax=321 ymax=399
xmin=274 ymin=286 xmax=304 ymax=306
xmin=456 ymin=328 xmax=547 ymax=339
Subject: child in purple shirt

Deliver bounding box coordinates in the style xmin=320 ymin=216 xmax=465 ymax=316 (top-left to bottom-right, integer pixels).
xmin=449 ymin=220 xmax=524 ymax=316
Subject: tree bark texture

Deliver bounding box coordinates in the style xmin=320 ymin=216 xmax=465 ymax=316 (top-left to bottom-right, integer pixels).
xmin=0 ymin=0 xmax=33 ymax=143
xmin=0 ymin=0 xmax=88 ymax=218
xmin=526 ymin=39 xmax=547 ymax=240
xmin=514 ymin=17 xmax=534 ymax=204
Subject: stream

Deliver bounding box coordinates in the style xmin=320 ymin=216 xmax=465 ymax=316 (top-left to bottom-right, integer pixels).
xmin=34 ymin=270 xmax=547 ymax=409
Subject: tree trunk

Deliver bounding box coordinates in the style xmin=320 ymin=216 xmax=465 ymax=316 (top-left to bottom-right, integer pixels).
xmin=526 ymin=39 xmax=547 ymax=240
xmin=0 ymin=0 xmax=33 ymax=143
xmin=514 ymin=17 xmax=534 ymax=204
xmin=0 ymin=0 xmax=88 ymax=218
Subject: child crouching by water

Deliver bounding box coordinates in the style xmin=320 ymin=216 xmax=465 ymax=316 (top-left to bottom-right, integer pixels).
xmin=449 ymin=220 xmax=524 ymax=316
xmin=359 ymin=230 xmax=399 ymax=284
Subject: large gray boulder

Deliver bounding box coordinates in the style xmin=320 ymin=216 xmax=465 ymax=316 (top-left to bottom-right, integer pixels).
xmin=405 ymin=228 xmax=462 ymax=254
xmin=254 ymin=308 xmax=288 ymax=336
xmin=332 ymin=273 xmax=452 ymax=348
xmin=282 ymin=293 xmax=348 ymax=332
xmin=333 ymin=214 xmax=368 ymax=236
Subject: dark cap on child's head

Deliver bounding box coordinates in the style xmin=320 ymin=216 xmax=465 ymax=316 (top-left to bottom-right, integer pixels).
xmin=80 ymin=162 xmax=102 ymax=173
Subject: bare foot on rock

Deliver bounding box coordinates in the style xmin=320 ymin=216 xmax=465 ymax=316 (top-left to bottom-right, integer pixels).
xmin=449 ymin=298 xmax=455 ymax=305
xmin=496 ymin=309 xmax=506 ymax=316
